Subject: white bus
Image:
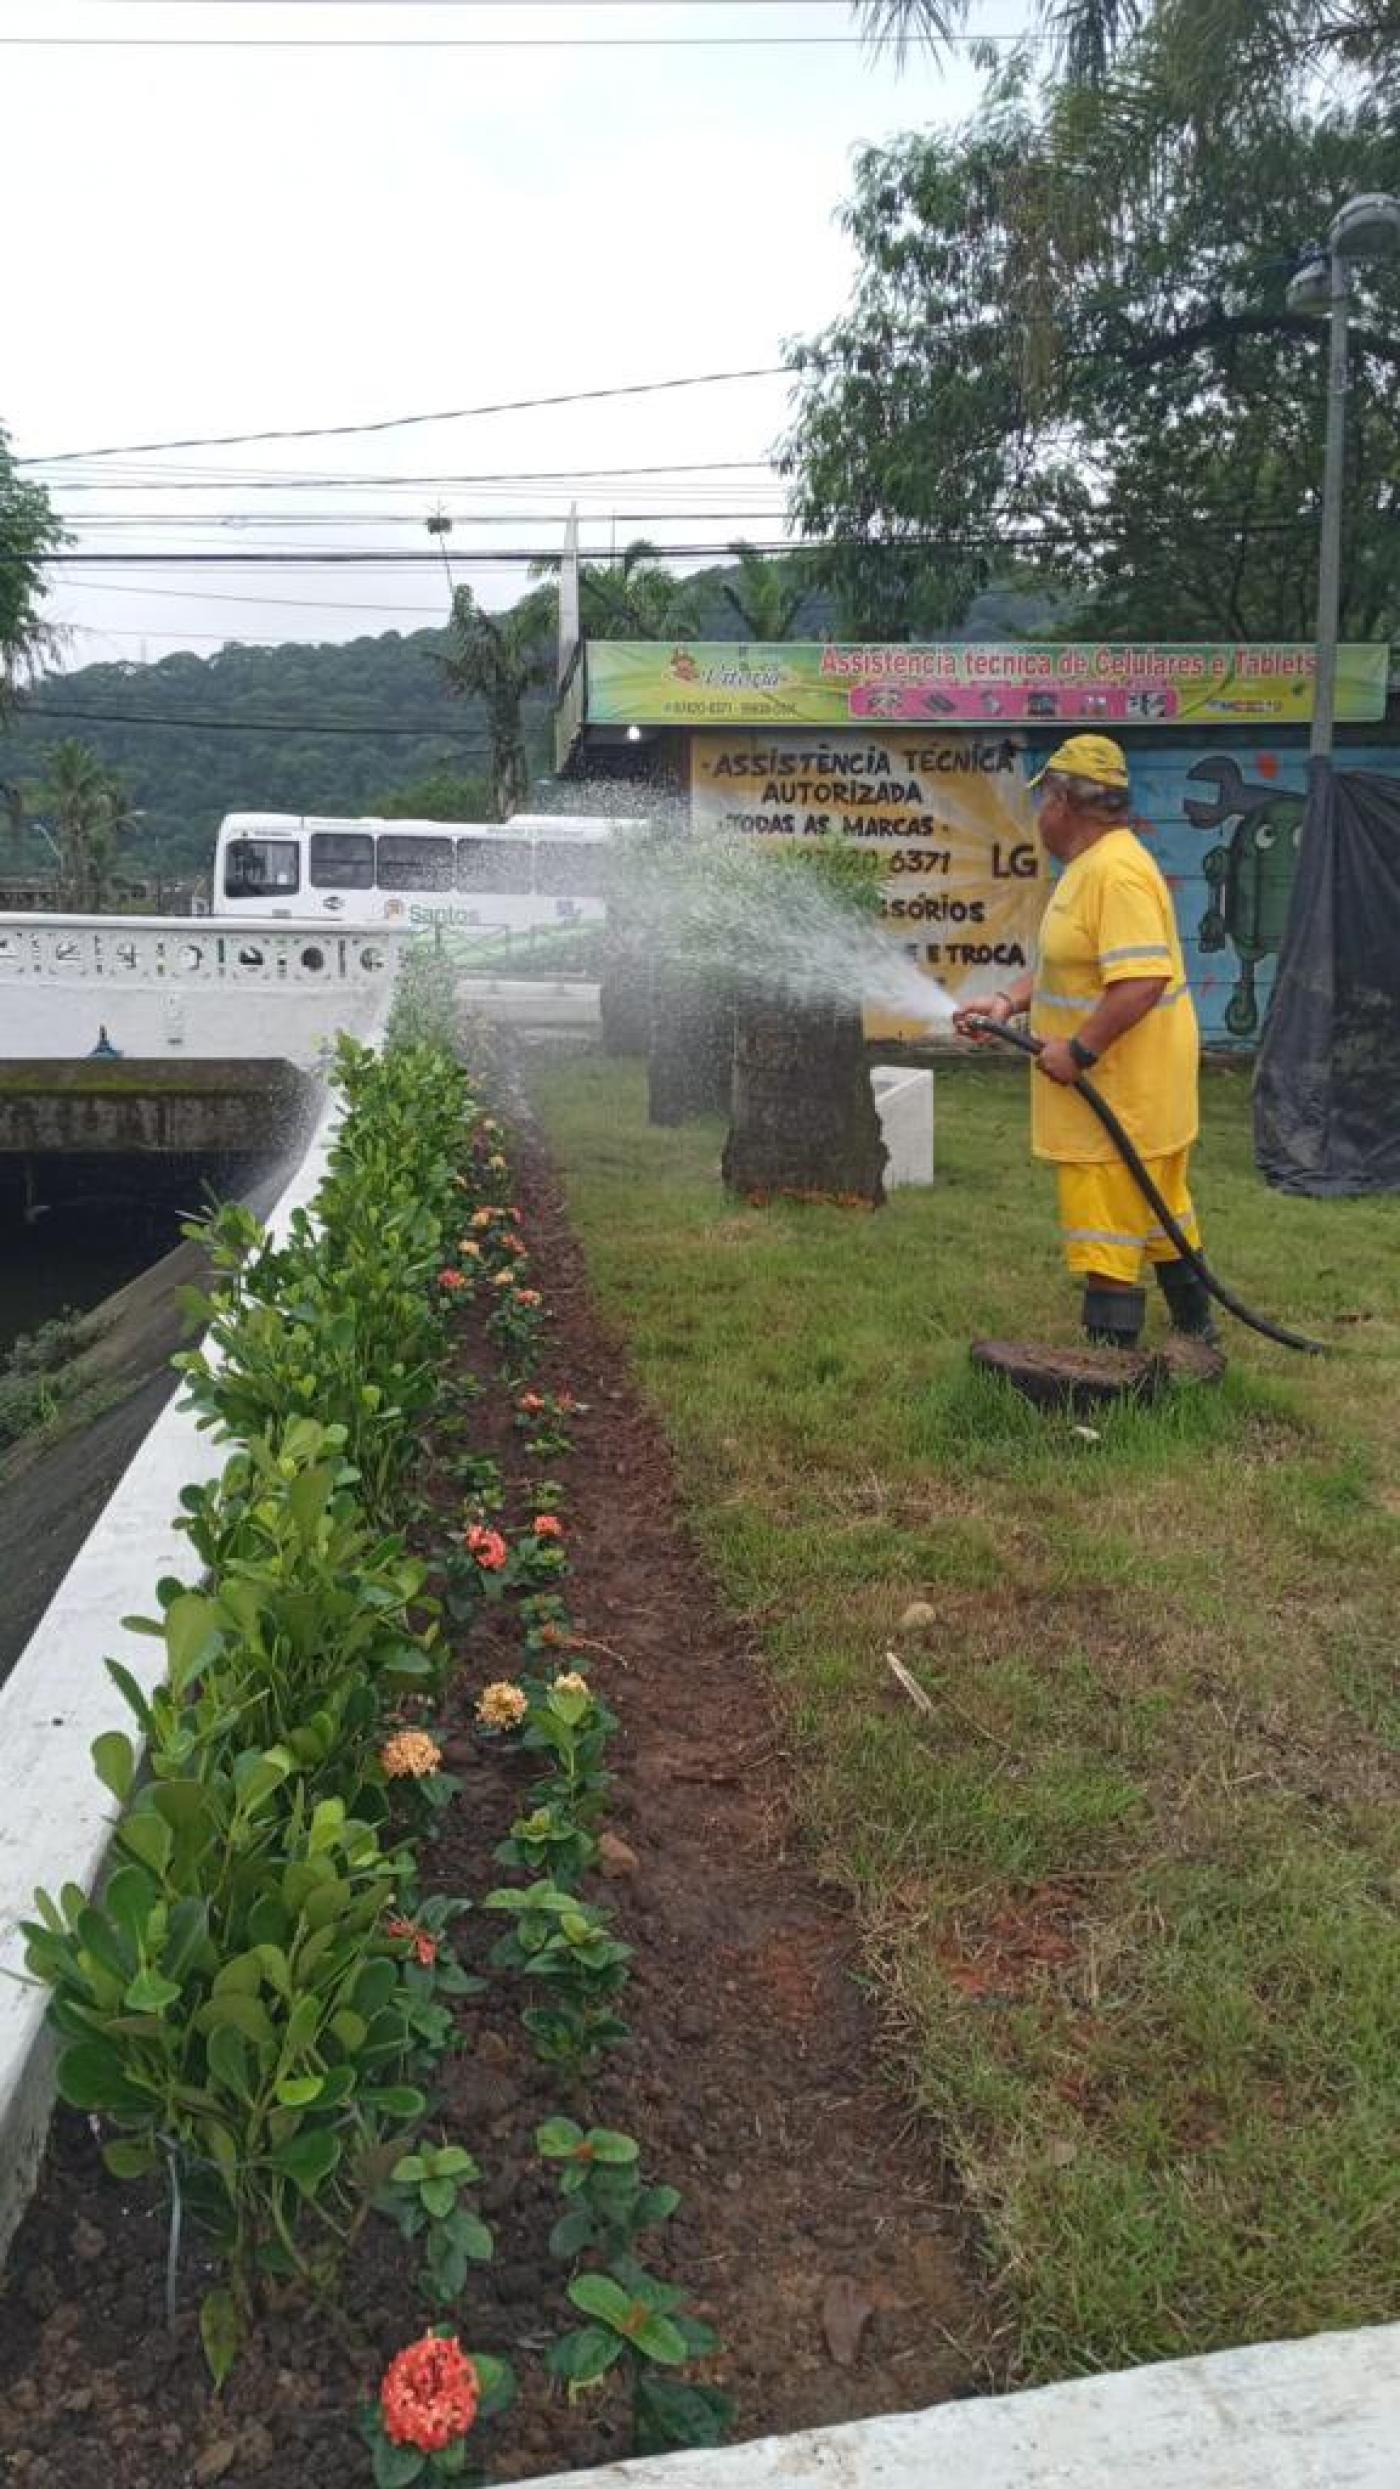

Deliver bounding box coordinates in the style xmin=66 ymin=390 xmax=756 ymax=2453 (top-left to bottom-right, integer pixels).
xmin=212 ymin=811 xmax=646 ymax=963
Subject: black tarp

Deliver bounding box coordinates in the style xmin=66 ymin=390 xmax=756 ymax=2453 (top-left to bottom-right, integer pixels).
xmin=1254 ymin=760 xmax=1400 ymax=1195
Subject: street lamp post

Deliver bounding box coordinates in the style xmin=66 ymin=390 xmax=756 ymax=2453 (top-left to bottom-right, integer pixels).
xmin=1287 ymin=192 xmax=1400 ymax=759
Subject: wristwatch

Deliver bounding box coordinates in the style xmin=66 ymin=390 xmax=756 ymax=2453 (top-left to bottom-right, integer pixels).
xmin=1068 ymin=1036 xmax=1100 ymax=1070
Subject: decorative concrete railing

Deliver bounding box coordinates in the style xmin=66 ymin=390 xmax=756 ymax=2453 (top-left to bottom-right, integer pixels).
xmin=0 ymin=913 xmax=409 ymax=1064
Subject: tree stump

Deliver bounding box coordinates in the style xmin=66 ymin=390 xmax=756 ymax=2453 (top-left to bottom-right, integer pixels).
xmin=971 ymin=1335 xmax=1226 ymax=1414
xmin=598 ymin=929 xmax=651 ymax=1057
xmin=722 ymin=997 xmax=888 ymax=1205
xmin=646 ymin=964 xmax=733 ymax=1126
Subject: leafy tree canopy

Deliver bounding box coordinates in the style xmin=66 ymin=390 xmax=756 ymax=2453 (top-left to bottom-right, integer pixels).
xmin=784 ymin=37 xmax=1400 ymax=639
xmin=0 ymin=421 xmax=64 ymax=709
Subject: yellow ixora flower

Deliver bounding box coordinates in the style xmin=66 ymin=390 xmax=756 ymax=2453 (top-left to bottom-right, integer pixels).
xmin=551 ymin=1671 xmax=590 ymax=1699
xmin=381 ymin=1729 xmax=443 ymax=1780
xmin=476 ymin=1680 xmax=529 ymax=1731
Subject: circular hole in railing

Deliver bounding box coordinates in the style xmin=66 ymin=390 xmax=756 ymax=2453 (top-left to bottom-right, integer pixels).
xmin=299 ymin=944 xmax=326 ymax=974
xmin=358 ymin=945 xmax=386 ymax=972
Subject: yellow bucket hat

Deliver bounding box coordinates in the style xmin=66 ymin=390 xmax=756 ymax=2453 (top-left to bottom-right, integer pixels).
xmin=1028 ymin=733 xmax=1131 ymax=792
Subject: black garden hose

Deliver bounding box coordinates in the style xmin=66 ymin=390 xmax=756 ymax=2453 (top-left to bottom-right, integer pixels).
xmin=962 ymin=1016 xmax=1327 ymax=1356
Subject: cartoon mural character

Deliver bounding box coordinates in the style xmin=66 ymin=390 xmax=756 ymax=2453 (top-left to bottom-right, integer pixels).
xmin=1185 ymin=756 xmax=1305 ymax=1038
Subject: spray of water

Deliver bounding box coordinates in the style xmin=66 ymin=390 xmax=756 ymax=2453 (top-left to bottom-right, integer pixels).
xmin=598 ymin=804 xmax=962 ymax=1032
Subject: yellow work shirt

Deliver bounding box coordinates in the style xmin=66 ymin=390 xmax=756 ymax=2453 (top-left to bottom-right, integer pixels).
xmin=1030 ymin=827 xmax=1199 ymax=1165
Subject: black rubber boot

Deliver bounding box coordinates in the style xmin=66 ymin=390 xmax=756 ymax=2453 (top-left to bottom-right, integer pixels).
xmin=1155 ymin=1258 xmax=1220 ymax=1344
xmin=1082 ymin=1283 xmax=1146 ymax=1349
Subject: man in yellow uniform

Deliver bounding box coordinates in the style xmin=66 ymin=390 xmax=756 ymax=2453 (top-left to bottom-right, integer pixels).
xmin=954 ymin=734 xmax=1214 ymax=1349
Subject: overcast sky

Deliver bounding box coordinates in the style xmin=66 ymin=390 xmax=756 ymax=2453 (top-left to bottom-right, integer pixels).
xmin=7 ymin=0 xmax=1000 ymax=666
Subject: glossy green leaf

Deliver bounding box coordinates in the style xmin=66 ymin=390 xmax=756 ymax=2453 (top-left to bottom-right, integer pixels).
xmin=103 ymin=2136 xmax=158 ymax=2180
xmin=272 ymin=2128 xmax=342 ymax=2195
xmin=91 ymin=1731 xmax=137 ymax=1805
xmin=124 ymin=1968 xmax=182 ymax=2015
xmin=117 ymin=1809 xmax=173 ymax=1878
xmin=164 ymin=1592 xmax=220 ymax=1692
xmin=545 ymin=2325 xmax=623 ymax=2388
xmin=199 ymin=2287 xmax=243 ymax=2390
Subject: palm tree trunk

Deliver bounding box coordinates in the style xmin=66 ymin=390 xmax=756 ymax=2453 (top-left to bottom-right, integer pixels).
xmin=722 ymin=995 xmax=888 ymax=1205
xmin=646 ymin=963 xmax=733 ymax=1125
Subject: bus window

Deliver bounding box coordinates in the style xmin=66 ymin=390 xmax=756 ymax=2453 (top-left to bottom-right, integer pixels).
xmin=534 ymin=840 xmax=608 ymax=898
xmin=456 ymin=838 xmax=532 ymax=895
xmin=225 ymin=838 xmax=300 ymax=898
xmin=376 ymin=835 xmax=455 ymax=891
xmin=311 ymin=831 xmax=375 ymax=890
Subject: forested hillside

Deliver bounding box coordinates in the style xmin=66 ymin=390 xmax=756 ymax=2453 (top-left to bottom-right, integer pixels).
xmin=0 ymin=629 xmax=530 ymax=883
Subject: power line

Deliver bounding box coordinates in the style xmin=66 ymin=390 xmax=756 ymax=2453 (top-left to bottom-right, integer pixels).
xmin=1 ymin=31 xmax=1006 ymax=47
xmin=58 ymin=573 xmax=458 ymax=615
xmin=19 ymin=367 xmax=789 ymax=467
xmin=14 ymin=705 xmax=492 ymax=741
xmin=53 ymin=1 xmax=986 ymax=9
xmin=42 ymin=459 xmax=780 ymax=491
xmin=58 ymin=510 xmax=792 ymax=530
xmin=11 ymin=516 xmax=1331 ymax=567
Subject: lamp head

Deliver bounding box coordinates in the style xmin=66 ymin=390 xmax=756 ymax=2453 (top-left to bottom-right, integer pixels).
xmin=1329 ymin=192 xmax=1400 ymax=260
xmin=1286 ymin=250 xmax=1332 ymax=315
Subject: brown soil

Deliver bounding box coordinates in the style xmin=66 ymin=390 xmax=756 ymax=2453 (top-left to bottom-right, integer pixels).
xmin=0 ymin=1113 xmax=989 ymax=2487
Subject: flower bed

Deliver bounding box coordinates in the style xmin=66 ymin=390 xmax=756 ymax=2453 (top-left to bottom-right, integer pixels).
xmin=0 ymin=1024 xmax=982 ymax=2487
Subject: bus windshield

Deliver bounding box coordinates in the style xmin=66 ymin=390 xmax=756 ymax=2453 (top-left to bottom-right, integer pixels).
xmin=225 ymin=838 xmax=300 ymax=898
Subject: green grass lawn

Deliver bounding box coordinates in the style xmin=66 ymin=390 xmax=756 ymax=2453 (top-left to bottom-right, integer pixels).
xmin=529 ymin=1050 xmax=1400 ymax=2382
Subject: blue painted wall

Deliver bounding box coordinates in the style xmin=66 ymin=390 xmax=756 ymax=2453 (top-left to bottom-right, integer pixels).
xmin=1028 ymin=741 xmax=1398 ymax=1047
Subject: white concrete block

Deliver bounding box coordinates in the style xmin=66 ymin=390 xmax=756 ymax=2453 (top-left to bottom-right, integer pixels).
xmin=515 ymin=2323 xmax=1400 ymax=2489
xmin=457 ymin=975 xmax=601 ymax=1029
xmin=872 ymin=1065 xmax=934 ymax=1186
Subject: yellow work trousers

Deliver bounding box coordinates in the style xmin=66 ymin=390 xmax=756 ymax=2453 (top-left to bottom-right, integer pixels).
xmin=1055 ymin=1152 xmax=1202 ymax=1283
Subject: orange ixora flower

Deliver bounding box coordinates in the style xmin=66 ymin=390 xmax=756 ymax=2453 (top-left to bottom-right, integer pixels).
xmin=551 ymin=1671 xmax=591 ymax=1699
xmin=380 ymin=2335 xmax=479 ymax=2454
xmin=499 ymin=1232 xmax=526 ymax=1256
xmin=533 ymin=1514 xmax=564 ymax=1540
xmin=437 ymin=1268 xmax=467 ymax=1293
xmin=465 ymin=1524 xmax=508 ymax=1570
xmin=381 ymin=1730 xmax=443 ymax=1781
xmin=385 ymin=1914 xmax=439 ymax=1969
xmin=537 ymin=1623 xmax=569 ymax=1648
xmin=470 ymin=1208 xmax=498 ymax=1231
xmin=490 ymin=1269 xmax=516 ymax=1290
xmin=518 ymin=1392 xmax=546 ymax=1415
xmin=476 ymin=1680 xmax=529 ymax=1731
xmin=457 ymin=1239 xmax=483 ymax=1260
xmin=515 ymin=1289 xmax=543 ymax=1309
